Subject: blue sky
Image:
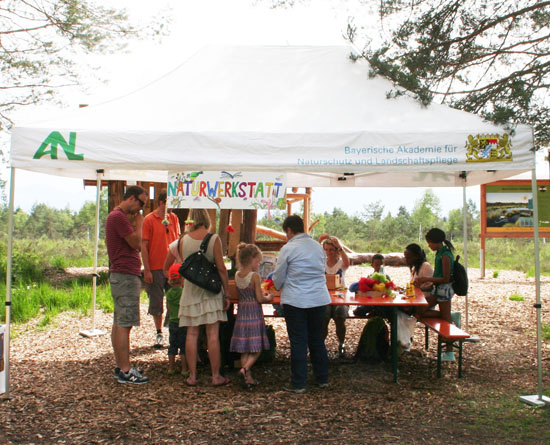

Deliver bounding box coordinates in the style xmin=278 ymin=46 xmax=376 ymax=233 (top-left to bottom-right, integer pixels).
xmin=5 ymin=0 xmax=547 ymax=217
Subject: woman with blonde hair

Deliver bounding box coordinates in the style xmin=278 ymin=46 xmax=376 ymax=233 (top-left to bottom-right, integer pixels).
xmin=173 ymin=209 xmax=231 ymax=386
xmin=321 ymin=236 xmax=349 ymax=357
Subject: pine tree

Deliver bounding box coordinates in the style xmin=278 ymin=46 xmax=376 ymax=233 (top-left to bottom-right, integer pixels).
xmin=352 ymin=0 xmax=550 ymax=147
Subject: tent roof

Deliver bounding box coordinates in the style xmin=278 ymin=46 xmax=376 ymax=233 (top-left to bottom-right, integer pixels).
xmin=10 ymin=45 xmax=534 ymax=186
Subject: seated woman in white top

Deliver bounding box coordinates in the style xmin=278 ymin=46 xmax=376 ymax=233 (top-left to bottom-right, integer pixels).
xmin=320 ymin=235 xmax=350 ymax=357
xmin=404 ymin=242 xmax=435 ymax=316
xmin=404 ymin=243 xmax=433 ymax=297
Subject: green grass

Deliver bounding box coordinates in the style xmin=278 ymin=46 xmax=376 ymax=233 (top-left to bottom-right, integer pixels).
xmin=2 ymin=236 xmax=550 ymax=328
xmin=463 ymin=238 xmax=550 ymax=276
xmin=509 ymin=294 xmax=525 ymax=302
xmin=0 ymin=282 xmax=115 ymax=325
xmin=0 ymin=238 xmax=108 ymax=284
xmin=462 ymin=389 xmax=550 ymax=442
xmin=543 ymin=324 xmax=550 ymax=341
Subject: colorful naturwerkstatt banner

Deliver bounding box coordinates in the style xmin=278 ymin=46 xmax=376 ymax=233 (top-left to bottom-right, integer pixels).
xmin=167 ymin=171 xmax=287 ymax=211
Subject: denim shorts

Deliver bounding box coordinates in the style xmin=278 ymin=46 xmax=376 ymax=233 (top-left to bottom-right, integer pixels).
xmin=110 ymin=273 xmax=141 ymax=327
xmin=434 ymin=283 xmax=454 ymax=302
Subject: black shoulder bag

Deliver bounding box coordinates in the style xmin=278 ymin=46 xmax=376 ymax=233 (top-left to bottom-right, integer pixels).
xmin=178 ymin=233 xmax=222 ymax=294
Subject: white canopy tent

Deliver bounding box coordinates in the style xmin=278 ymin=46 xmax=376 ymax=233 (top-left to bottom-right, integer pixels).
xmin=6 ymin=45 xmax=546 ymax=404
xmin=11 ymin=45 xmax=533 ymax=184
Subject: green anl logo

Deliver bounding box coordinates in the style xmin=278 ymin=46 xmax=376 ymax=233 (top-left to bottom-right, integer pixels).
xmin=33 ymin=131 xmax=84 ymax=160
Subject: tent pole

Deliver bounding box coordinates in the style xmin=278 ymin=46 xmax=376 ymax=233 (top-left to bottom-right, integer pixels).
xmin=3 ymin=168 xmax=16 ymax=399
xmin=79 ymin=170 xmax=106 ymax=338
xmin=520 ymin=148 xmax=550 ymax=407
xmin=461 ymin=172 xmax=469 ymax=331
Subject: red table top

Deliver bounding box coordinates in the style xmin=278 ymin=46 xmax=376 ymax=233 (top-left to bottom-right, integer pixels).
xmin=329 ymin=287 xmax=428 ymax=307
xmin=228 ymin=281 xmax=428 ymax=308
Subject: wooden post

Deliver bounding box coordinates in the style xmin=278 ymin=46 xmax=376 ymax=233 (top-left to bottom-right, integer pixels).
xmin=303 ymin=187 xmax=311 ymax=233
xmin=218 ymin=209 xmax=231 ymax=253
xmin=108 ymin=180 xmax=125 ymax=212
xmin=228 ymin=210 xmax=243 ymax=258
xmin=242 ymin=209 xmax=257 ymax=244
xmin=207 ymin=209 xmax=217 ymax=233
xmin=136 ymin=181 xmax=153 ymax=215
xmin=480 ymin=234 xmax=486 ymax=279
xmin=171 ymin=209 xmax=188 ymax=234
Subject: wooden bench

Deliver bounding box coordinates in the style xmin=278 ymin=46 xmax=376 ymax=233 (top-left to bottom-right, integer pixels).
xmin=414 ymin=315 xmax=471 ymax=378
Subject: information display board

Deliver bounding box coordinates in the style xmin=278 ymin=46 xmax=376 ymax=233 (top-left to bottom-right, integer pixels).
xmin=481 ymin=180 xmax=550 ymax=237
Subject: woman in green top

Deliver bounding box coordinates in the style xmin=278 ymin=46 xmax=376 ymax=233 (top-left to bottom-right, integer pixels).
xmin=414 ymin=228 xmax=455 ymax=324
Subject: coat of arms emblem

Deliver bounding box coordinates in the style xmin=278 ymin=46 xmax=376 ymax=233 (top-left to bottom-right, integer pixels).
xmin=465 ymin=134 xmax=512 ymax=162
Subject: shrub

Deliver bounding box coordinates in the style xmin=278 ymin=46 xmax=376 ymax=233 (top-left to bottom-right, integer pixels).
xmin=0 ymin=238 xmax=108 ymax=284
xmin=509 ymin=294 xmax=524 ymax=302
xmin=493 ymin=270 xmax=500 ymax=278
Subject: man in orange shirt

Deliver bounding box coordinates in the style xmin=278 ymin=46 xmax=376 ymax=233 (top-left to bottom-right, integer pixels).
xmin=142 ymin=191 xmax=181 ymax=348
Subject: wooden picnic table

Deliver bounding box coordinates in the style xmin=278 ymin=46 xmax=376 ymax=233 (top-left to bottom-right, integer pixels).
xmin=227 ymin=281 xmax=428 ymax=382
xmin=339 ymin=288 xmax=428 ymax=382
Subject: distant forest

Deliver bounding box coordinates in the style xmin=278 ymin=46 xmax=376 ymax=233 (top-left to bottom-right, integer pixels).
xmin=0 ymin=189 xmax=478 ymax=254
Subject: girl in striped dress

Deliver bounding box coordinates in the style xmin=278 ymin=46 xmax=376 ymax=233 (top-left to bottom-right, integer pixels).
xmin=230 ymin=243 xmax=273 ymax=387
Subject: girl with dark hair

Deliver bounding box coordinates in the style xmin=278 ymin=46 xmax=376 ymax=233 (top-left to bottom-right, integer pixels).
xmin=404 ymin=243 xmax=433 ymax=295
xmin=414 ymin=228 xmax=455 ymax=324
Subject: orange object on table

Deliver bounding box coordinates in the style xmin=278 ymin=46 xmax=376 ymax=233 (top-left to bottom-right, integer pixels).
xmin=325 ymin=274 xmax=341 ymax=290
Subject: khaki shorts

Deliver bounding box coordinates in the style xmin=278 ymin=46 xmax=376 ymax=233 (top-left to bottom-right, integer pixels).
xmin=110 ymin=272 xmax=141 ymax=327
xmin=145 ymin=269 xmax=168 ymax=317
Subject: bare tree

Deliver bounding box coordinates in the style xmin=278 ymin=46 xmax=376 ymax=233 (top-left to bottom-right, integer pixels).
xmin=0 ymin=0 xmax=165 ymax=130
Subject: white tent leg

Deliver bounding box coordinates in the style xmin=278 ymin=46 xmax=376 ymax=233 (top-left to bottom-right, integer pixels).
xmin=3 ymin=168 xmax=16 ymax=399
xmin=520 ymin=151 xmax=550 ymax=407
xmin=80 ymin=170 xmax=106 ymax=338
xmin=462 ymin=175 xmax=469 ymax=331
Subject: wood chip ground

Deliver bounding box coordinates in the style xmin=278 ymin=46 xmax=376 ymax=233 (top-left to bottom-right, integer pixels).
xmin=1 ymin=266 xmax=549 ymax=443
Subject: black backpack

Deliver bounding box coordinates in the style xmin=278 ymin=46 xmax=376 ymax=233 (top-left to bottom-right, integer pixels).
xmin=354 ymin=316 xmax=389 ymax=364
xmin=452 ymin=255 xmax=468 ymax=296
